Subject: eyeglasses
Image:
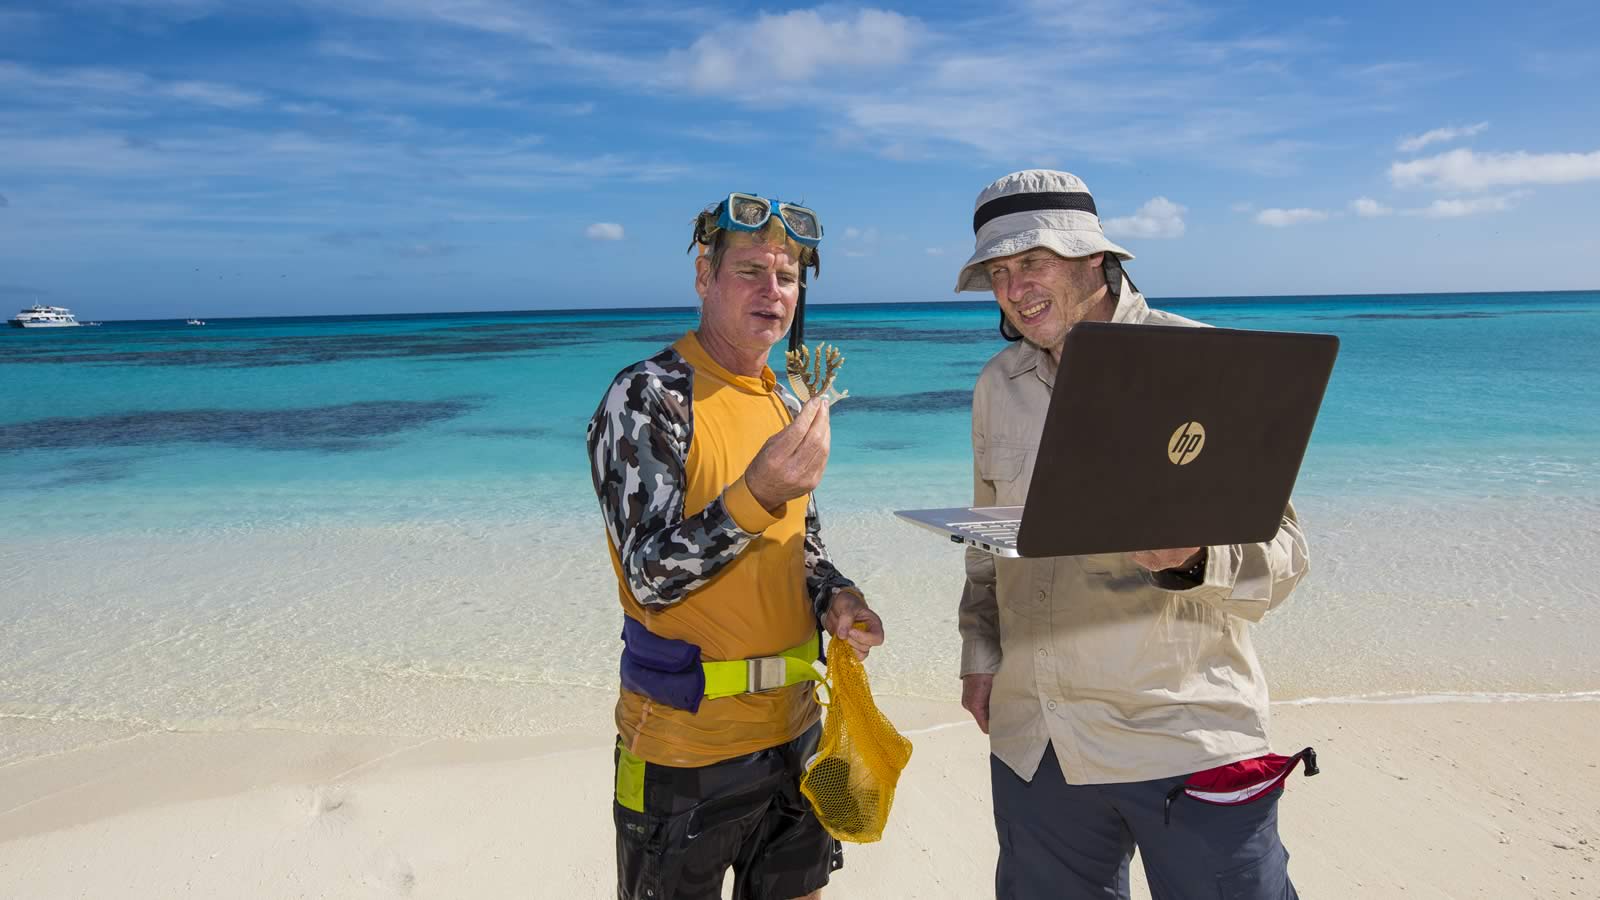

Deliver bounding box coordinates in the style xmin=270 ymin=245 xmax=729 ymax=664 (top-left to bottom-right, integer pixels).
xmin=698 ymin=193 xmax=823 ymax=248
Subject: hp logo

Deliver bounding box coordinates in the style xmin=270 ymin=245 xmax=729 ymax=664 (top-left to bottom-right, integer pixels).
xmin=1168 ymin=421 xmax=1206 ymax=465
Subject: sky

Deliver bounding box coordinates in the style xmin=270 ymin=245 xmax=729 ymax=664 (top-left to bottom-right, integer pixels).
xmin=2 ymin=0 xmax=1599 ymax=320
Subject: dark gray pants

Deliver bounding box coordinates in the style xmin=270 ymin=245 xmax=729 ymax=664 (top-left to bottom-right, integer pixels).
xmin=991 ymin=747 xmax=1298 ymax=900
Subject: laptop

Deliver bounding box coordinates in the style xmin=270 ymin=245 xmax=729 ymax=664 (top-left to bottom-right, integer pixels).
xmin=895 ymin=321 xmax=1339 ymax=558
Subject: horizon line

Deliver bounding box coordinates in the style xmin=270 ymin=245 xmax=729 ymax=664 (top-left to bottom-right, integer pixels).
xmin=9 ymin=286 xmax=1597 ymax=325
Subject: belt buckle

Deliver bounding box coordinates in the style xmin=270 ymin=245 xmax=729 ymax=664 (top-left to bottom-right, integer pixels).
xmin=747 ymin=656 xmax=786 ymax=693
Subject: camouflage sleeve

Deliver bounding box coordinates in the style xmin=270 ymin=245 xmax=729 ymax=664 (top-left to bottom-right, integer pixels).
xmin=773 ymin=387 xmax=861 ymax=622
xmin=586 ymin=351 xmax=756 ymax=608
xmin=804 ymin=494 xmax=860 ymax=623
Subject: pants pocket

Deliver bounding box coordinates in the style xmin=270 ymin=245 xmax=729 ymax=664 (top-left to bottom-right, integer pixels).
xmin=1216 ymin=844 xmax=1294 ymax=900
xmin=614 ymin=802 xmax=668 ymax=900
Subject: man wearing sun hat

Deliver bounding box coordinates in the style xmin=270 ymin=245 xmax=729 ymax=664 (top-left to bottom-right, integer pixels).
xmin=587 ymin=193 xmax=884 ymax=900
xmin=953 ymin=170 xmax=1314 ymax=899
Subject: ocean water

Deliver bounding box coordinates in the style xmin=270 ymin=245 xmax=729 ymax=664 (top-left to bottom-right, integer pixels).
xmin=3 ymin=292 xmax=1599 ymax=764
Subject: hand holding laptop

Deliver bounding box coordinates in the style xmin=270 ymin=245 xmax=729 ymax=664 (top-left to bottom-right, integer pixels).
xmin=1129 ymin=547 xmax=1203 ymax=572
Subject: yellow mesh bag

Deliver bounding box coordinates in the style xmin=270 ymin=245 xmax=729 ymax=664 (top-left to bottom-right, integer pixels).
xmin=799 ymin=633 xmax=913 ymax=843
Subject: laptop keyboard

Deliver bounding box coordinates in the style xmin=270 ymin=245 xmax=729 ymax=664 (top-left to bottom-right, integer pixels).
xmin=952 ymin=517 xmax=1021 ymax=547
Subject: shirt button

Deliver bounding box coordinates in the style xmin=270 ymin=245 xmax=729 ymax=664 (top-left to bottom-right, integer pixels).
xmin=1046 ymin=701 xmax=1057 ymax=711
xmin=1037 ymin=648 xmax=1047 ymax=657
xmin=1036 ymin=590 xmax=1047 ymax=602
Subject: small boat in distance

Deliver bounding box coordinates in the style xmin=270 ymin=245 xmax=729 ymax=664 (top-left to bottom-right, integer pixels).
xmin=186 ymin=318 xmax=206 ymax=326
xmin=8 ymin=303 xmax=82 ymax=328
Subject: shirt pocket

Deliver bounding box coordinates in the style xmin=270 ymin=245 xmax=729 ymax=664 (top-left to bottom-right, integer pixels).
xmin=979 ymin=445 xmax=1030 ymax=506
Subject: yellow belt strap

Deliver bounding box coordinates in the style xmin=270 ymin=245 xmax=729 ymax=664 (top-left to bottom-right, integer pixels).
xmin=702 ymin=632 xmax=822 ymax=700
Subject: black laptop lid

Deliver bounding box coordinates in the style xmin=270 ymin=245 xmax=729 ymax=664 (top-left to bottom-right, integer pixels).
xmin=1015 ymin=322 xmax=1338 ymax=558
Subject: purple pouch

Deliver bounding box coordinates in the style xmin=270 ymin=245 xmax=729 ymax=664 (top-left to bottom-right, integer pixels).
xmin=620 ymin=616 xmax=706 ymax=713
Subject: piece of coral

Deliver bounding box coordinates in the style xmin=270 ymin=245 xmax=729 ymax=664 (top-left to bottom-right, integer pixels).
xmin=785 ymin=342 xmax=849 ymax=404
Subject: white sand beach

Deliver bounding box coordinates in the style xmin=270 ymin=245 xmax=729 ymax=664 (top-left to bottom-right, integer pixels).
xmin=3 ymin=697 xmax=1597 ymax=899
xmin=4 ymin=508 xmax=1600 ymax=897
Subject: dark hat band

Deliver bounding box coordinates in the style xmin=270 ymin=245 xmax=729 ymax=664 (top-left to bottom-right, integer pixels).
xmin=973 ymin=191 xmax=1098 ymax=235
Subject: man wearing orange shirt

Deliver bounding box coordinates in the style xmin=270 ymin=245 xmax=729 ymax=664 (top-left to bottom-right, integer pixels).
xmin=587 ymin=194 xmax=884 ymax=900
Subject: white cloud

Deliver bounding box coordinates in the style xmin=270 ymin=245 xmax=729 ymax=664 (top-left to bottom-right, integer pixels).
xmin=1103 ymin=196 xmax=1186 ymax=239
xmin=87 ymin=0 xmax=225 ymax=18
xmin=164 ymin=80 xmax=263 ymax=108
xmin=0 ymin=61 xmax=144 ymax=94
xmin=0 ymin=61 xmax=264 ymax=109
xmin=667 ymin=9 xmax=918 ymax=92
xmin=1343 ymin=60 xmax=1437 ymax=92
xmin=1351 ymin=197 xmax=1392 ymax=217
xmin=1024 ymin=0 xmax=1202 ymax=36
xmin=1255 ymin=207 xmax=1328 ymax=227
xmin=837 ymin=225 xmax=880 ymax=257
xmin=315 ymin=38 xmax=389 ymax=62
xmin=1230 ymin=202 xmax=1254 ymax=213
xmin=280 ymin=101 xmax=339 ymax=116
xmin=314 ymin=0 xmax=556 ymax=44
xmin=0 ymin=120 xmax=691 ymax=215
xmin=1341 ymin=193 xmax=1520 ymax=219
xmin=924 ymin=247 xmax=944 ymax=256
xmin=824 ymin=59 xmax=1341 ymax=173
xmin=362 ymin=111 xmax=417 ymax=130
xmin=1404 ymin=195 xmax=1520 ymax=218
xmin=19 ymin=4 xmax=1375 ymax=184
xmin=878 ymin=141 xmax=929 ymax=162
xmin=302 ymin=76 xmax=523 ymax=110
xmin=585 ymin=222 xmax=624 ymax=240
xmin=239 ymin=4 xmax=1383 ymax=176
xmin=1397 ymin=122 xmax=1488 ymax=153
xmin=1390 ymin=148 xmax=1600 ymax=192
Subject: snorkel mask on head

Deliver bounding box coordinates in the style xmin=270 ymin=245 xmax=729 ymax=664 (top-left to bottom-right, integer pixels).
xmin=693 ymin=193 xmax=823 ymax=248
xmin=689 ymin=193 xmax=823 ymax=353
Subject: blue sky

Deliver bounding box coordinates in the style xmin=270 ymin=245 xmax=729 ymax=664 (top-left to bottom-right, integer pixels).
xmin=2 ymin=0 xmax=1598 ymax=319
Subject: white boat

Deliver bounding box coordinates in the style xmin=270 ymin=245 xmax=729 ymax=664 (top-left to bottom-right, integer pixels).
xmin=8 ymin=304 xmax=82 ymax=328
xmin=185 ymin=318 xmax=205 ymax=326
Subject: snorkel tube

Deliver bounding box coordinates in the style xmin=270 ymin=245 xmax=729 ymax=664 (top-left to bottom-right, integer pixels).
xmin=788 ymin=247 xmax=820 ymax=354
xmin=790 ymin=246 xmax=825 ymax=355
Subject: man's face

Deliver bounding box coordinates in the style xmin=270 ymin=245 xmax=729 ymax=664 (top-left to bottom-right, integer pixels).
xmin=986 ymin=248 xmax=1107 ymax=351
xmin=695 ymin=233 xmax=802 ymax=359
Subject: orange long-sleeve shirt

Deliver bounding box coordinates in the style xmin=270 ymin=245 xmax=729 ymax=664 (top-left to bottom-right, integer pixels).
xmin=588 ymin=331 xmax=858 ymax=766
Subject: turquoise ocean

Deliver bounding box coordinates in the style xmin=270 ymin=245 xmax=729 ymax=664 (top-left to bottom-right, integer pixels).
xmin=4 ymin=292 xmax=1599 ymax=765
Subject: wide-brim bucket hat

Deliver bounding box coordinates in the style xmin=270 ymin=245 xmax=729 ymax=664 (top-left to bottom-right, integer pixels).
xmin=955 ymin=169 xmax=1133 ymax=293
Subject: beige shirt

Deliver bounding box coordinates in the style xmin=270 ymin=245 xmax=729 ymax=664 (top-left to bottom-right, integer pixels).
xmin=960 ymin=278 xmax=1310 ymax=785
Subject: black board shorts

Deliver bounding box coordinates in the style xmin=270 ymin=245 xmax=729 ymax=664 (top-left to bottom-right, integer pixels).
xmin=613 ymin=721 xmax=843 ymax=900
